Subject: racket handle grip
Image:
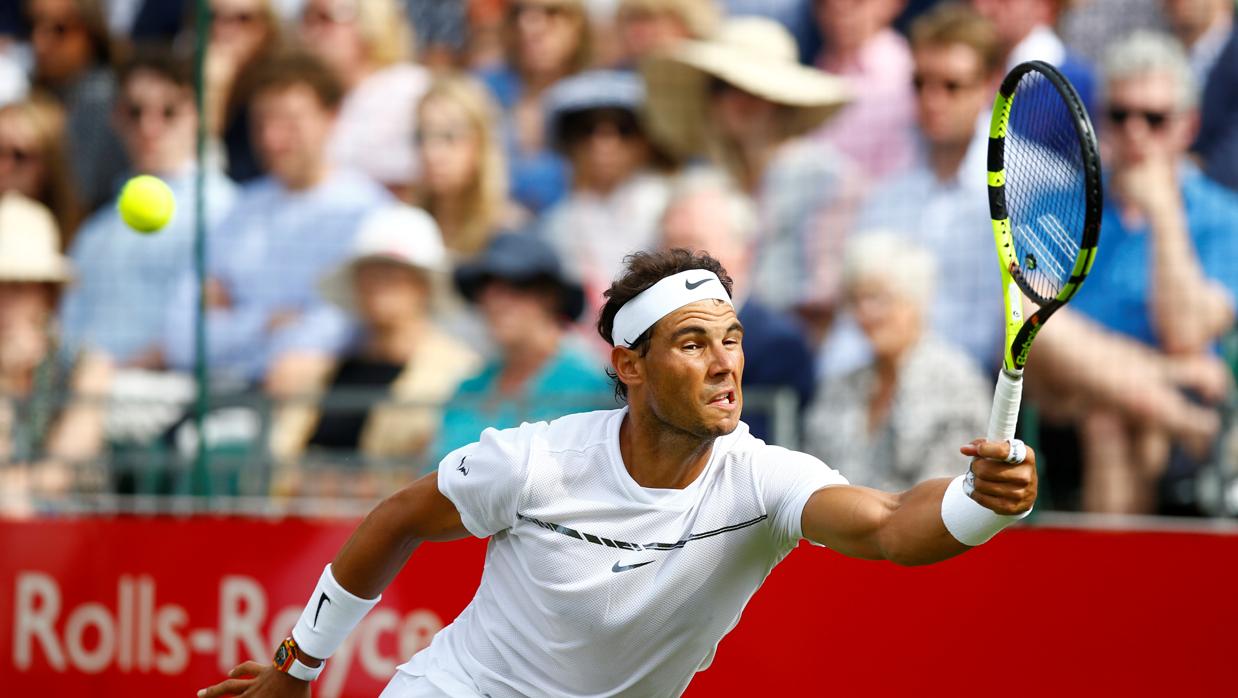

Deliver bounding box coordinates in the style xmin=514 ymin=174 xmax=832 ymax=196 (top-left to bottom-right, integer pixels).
xmin=986 ymin=370 xmax=1024 ymax=442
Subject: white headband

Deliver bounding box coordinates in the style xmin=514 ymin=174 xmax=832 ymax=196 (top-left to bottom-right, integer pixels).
xmin=611 ymin=270 xmax=732 ymax=347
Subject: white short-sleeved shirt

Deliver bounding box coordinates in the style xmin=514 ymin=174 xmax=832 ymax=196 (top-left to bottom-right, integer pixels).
xmin=399 ymin=408 xmax=847 ymax=697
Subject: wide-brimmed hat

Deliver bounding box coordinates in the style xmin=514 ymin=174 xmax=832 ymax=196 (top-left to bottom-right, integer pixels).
xmin=454 ymin=233 xmax=586 ymax=321
xmin=544 ymin=70 xmax=646 ymax=152
xmin=641 ymin=17 xmax=851 ymax=157
xmin=319 ymin=204 xmax=448 ymax=312
xmin=0 ymin=192 xmax=73 ymax=283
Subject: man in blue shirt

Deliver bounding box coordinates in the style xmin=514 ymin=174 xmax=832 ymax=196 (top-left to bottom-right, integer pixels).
xmin=164 ymin=51 xmax=391 ymax=387
xmin=1040 ymin=32 xmax=1238 ymax=514
xmin=61 ymin=48 xmax=237 ymax=367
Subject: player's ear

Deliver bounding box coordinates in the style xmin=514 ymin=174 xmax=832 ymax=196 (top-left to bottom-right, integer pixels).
xmin=611 ymin=345 xmax=645 ymax=391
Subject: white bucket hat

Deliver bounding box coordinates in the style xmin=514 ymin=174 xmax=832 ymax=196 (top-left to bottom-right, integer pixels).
xmin=641 ymin=16 xmax=852 ymax=157
xmin=319 ymin=204 xmax=448 ymax=312
xmin=0 ymin=192 xmax=72 ymax=283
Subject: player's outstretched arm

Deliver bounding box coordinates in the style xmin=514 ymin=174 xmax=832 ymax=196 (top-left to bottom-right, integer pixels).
xmin=801 ymin=440 xmax=1036 ymax=566
xmin=198 ymin=473 xmax=468 ymax=697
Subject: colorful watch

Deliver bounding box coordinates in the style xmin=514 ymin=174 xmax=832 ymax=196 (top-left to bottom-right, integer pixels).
xmin=273 ymin=636 xmax=324 ymax=682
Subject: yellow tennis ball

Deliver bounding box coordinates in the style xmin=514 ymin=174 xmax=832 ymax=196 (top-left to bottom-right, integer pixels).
xmin=118 ymin=175 xmax=175 ymax=233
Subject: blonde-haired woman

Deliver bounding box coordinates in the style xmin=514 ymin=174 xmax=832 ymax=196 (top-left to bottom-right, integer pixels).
xmin=0 ymin=97 xmax=81 ymax=248
xmin=299 ymin=0 xmax=431 ymax=192
xmin=412 ymin=74 xmax=525 ymax=258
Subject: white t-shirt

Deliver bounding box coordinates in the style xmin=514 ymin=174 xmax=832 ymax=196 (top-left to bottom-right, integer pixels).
xmin=399 ymin=407 xmax=847 ymax=697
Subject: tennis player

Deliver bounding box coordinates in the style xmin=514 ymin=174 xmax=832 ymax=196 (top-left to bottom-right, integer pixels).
xmin=199 ymin=249 xmax=1037 ymax=698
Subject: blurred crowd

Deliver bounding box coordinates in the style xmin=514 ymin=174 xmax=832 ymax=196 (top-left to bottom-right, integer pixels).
xmin=1 ymin=0 xmax=1236 ymax=517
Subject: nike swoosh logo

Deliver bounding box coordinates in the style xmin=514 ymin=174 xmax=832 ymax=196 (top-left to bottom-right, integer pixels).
xmin=313 ymin=592 xmax=331 ymax=627
xmin=684 ymin=278 xmax=710 ymax=290
xmin=612 ymin=560 xmax=655 ymax=573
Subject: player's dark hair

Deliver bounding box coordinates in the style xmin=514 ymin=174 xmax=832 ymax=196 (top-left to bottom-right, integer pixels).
xmin=247 ymin=49 xmax=345 ymax=111
xmin=597 ymin=249 xmax=734 ymax=402
xmin=116 ymin=45 xmax=194 ymax=92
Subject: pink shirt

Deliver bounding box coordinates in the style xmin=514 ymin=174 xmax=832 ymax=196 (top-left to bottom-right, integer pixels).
xmin=813 ymin=29 xmax=917 ymax=181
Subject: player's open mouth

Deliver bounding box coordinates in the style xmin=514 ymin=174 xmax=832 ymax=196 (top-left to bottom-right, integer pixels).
xmin=708 ymin=390 xmax=737 ymax=410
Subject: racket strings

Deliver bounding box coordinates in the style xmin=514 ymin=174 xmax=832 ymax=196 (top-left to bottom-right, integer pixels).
xmin=1003 ymin=71 xmax=1088 ymax=303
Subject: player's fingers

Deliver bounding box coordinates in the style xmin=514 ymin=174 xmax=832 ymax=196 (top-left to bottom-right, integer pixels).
xmin=958 ymin=439 xmax=987 ymax=456
xmin=229 ymin=661 xmax=266 ymax=678
xmin=970 ymin=474 xmax=1031 ymax=504
xmin=968 ymin=487 xmax=1032 ymax=517
xmin=971 ymin=457 xmax=1035 ymax=486
xmin=971 ymin=439 xmax=1031 ymax=464
xmin=197 ymin=677 xmax=254 ymax=697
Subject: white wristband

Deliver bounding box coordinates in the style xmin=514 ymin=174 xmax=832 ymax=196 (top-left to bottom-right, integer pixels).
xmin=291 ymin=564 xmax=381 ymax=660
xmin=940 ymin=474 xmax=1030 ymax=546
xmin=287 ymin=656 xmax=324 ymax=682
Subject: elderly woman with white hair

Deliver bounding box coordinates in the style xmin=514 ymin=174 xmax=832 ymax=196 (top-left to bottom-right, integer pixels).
xmin=803 ymin=232 xmax=989 ymax=492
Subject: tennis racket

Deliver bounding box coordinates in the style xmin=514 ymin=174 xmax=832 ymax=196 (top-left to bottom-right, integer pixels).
xmin=985 ymin=60 xmax=1103 ymax=444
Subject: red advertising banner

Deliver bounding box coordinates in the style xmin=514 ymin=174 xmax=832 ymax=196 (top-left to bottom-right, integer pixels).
xmin=1 ymin=517 xmax=1235 ymax=697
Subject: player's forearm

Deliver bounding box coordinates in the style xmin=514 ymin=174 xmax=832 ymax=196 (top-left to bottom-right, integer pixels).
xmin=329 ymin=473 xmax=465 ymax=599
xmin=877 ymin=479 xmax=969 ymax=567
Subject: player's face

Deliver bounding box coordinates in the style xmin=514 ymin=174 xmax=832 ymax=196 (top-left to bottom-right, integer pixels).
xmin=639 ymin=299 xmax=744 ymax=439
xmin=913 ymin=44 xmax=991 ymax=149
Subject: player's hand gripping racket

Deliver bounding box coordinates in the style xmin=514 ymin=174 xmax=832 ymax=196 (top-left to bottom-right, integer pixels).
xmin=984 ymin=60 xmax=1103 ymax=445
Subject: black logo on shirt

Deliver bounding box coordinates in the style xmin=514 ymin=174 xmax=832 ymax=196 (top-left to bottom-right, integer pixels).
xmin=313 ymin=592 xmax=331 ymax=627
xmin=456 ymin=456 xmax=469 ymax=476
xmin=684 ymin=277 xmax=710 ymax=290
xmin=611 ymin=560 xmax=655 ymax=573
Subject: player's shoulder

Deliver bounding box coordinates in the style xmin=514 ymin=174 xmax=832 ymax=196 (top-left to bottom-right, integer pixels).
xmin=542 ymin=408 xmax=625 ymax=454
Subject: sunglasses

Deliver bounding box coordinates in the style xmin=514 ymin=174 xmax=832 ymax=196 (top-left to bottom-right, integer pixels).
xmin=125 ymin=102 xmax=184 ymax=123
xmin=1107 ymin=107 xmax=1172 ymax=130
xmin=212 ymin=9 xmax=258 ymax=26
xmin=911 ymin=73 xmax=981 ymax=95
xmin=560 ymin=109 xmax=641 ymax=143
xmin=0 ymin=146 xmax=38 ymax=166
xmin=31 ymin=17 xmax=82 ymax=39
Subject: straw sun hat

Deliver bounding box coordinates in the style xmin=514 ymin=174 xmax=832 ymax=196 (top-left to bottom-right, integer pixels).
xmin=641 ymin=16 xmax=852 ymax=157
xmin=0 ymin=192 xmax=73 ymax=284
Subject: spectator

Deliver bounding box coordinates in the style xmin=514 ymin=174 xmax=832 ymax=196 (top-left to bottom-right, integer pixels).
xmin=804 ymin=233 xmax=988 ymax=491
xmin=642 ymin=16 xmax=860 ymax=340
xmin=299 ymin=0 xmax=430 ymax=194
xmin=1167 ymin=0 xmax=1238 ymax=190
xmin=432 ymin=233 xmax=613 ymax=463
xmin=412 ymin=74 xmax=524 ymax=258
xmin=614 ymin=0 xmax=719 ymax=66
xmin=812 ymin=0 xmax=918 ymax=180
xmin=26 ymin=0 xmax=129 ymax=211
xmin=270 ymin=204 xmax=480 ymax=470
xmin=164 ymin=50 xmax=391 ymax=389
xmin=0 ymin=193 xmax=110 ymax=510
xmin=0 ymin=96 xmax=80 ymax=244
xmin=477 ymin=0 xmax=592 ymax=213
xmin=1053 ymin=31 xmax=1238 ymax=513
xmin=59 ymin=47 xmax=236 ymax=369
xmin=659 ymin=168 xmax=815 ymax=443
xmin=825 ymin=2 xmax=1004 ymax=377
xmin=1059 ymin=0 xmax=1164 ymax=65
xmin=194 ymin=0 xmax=284 ymax=182
xmin=970 ymin=0 xmax=1097 ymax=112
xmin=539 ymin=70 xmax=673 ymax=319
